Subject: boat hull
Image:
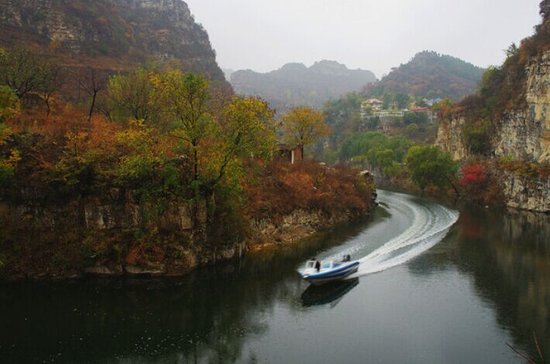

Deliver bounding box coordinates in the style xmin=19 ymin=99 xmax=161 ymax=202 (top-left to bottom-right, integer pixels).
xmin=302 ymin=261 xmax=359 ymax=285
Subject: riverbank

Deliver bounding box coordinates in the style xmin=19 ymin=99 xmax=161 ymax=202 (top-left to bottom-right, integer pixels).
xmin=0 ymin=160 xmax=377 ymax=281
xmin=1 ymin=191 xmax=546 ymax=363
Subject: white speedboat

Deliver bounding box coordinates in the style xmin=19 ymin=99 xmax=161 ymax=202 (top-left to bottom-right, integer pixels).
xmin=301 ymin=255 xmax=359 ymax=285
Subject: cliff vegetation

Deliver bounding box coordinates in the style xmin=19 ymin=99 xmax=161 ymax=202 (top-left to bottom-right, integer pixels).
xmin=435 ymin=1 xmax=550 ymax=212
xmin=0 ymin=0 xmax=229 ymax=94
xmin=0 ymin=49 xmax=375 ymax=279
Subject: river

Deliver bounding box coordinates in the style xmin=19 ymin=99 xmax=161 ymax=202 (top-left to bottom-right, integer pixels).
xmin=0 ymin=190 xmax=548 ymax=363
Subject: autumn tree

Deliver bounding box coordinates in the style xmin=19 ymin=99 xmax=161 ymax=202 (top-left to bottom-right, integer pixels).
xmin=405 ymin=145 xmax=458 ymax=193
xmin=431 ymin=98 xmax=454 ymax=118
xmin=108 ymin=68 xmax=160 ymax=124
xmin=0 ymin=86 xmax=20 ymax=184
xmin=158 ymin=71 xmax=213 ymax=186
xmin=211 ymin=96 xmax=276 ymax=187
xmin=282 ymin=107 xmax=331 ymax=158
xmin=79 ymin=67 xmax=108 ymax=122
xmin=36 ymin=64 xmax=62 ymax=116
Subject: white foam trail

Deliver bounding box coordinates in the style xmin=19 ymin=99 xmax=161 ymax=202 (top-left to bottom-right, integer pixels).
xmin=350 ymin=192 xmax=459 ymax=277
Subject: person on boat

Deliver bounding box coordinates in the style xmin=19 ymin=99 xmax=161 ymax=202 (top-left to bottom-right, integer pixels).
xmin=314 ymin=259 xmax=321 ymax=272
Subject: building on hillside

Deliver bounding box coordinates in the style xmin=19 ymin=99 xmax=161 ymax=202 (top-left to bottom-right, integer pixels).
xmin=362 ymin=98 xmax=383 ymax=111
xmin=361 ymin=98 xmax=384 ymax=119
xmin=278 ymin=144 xmax=303 ymax=164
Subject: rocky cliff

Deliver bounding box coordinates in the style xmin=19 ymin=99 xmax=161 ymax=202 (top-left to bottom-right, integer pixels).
xmin=436 ymin=51 xmax=550 ymax=212
xmin=0 ymin=0 xmax=227 ymax=84
xmin=0 ymin=188 xmax=371 ymax=280
xmin=494 ymin=52 xmax=550 ymax=162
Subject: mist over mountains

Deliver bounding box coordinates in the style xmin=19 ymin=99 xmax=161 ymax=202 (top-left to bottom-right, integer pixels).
xmin=230 ymin=60 xmax=377 ymax=112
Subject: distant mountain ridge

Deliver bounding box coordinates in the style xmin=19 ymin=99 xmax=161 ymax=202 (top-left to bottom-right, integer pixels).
xmin=230 ymin=60 xmax=377 ymax=112
xmin=369 ymin=51 xmax=485 ymax=101
xmin=0 ymin=0 xmax=227 ymax=85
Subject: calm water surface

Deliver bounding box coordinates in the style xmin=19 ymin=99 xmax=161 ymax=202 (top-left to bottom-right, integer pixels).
xmin=0 ymin=190 xmax=548 ymax=363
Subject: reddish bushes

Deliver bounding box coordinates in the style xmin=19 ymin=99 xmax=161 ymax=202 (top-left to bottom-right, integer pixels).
xmin=459 ymin=161 xmax=503 ymax=205
xmin=243 ymin=160 xmax=375 ymax=219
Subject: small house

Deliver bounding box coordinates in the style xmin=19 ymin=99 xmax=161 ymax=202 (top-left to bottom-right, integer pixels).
xmin=278 ymin=144 xmax=303 ymax=164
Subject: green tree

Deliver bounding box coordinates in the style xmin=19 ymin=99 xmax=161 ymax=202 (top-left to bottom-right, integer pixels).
xmin=159 ymin=71 xmax=213 ymax=185
xmin=0 ymin=86 xmax=20 ymax=122
xmin=405 ymin=145 xmax=458 ymax=192
xmin=395 ymin=93 xmax=410 ymax=109
xmin=208 ymin=96 xmax=276 ymax=188
xmin=0 ymin=108 xmax=19 ymax=186
xmin=403 ymin=111 xmax=429 ymax=125
xmin=462 ymin=119 xmax=493 ymax=155
xmin=382 ymin=93 xmax=393 ymax=109
xmin=323 ymin=92 xmax=363 ymax=145
xmin=282 ymin=107 xmax=331 ymax=157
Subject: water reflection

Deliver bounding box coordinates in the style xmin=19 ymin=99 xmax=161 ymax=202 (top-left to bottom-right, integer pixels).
xmin=301 ymin=278 xmax=359 ymax=308
xmin=0 ymin=198 xmax=548 ymax=363
xmin=408 ymin=205 xmax=550 ymax=360
xmin=0 ymin=219 xmax=372 ymax=364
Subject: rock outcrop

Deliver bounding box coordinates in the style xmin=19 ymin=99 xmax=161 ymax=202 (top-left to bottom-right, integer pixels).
xmin=0 ymin=183 xmax=374 ymax=280
xmin=436 ymin=51 xmax=550 ymax=212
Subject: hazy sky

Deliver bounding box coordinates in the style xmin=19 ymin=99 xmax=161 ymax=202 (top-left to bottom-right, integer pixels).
xmin=185 ymin=0 xmax=541 ymax=78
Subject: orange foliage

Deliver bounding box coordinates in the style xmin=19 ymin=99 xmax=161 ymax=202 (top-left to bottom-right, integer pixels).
xmin=7 ymin=100 xmax=90 ymax=142
xmin=243 ymin=160 xmax=374 ymax=219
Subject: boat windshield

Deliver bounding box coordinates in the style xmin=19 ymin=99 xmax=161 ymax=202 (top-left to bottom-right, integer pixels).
xmin=306 ymin=261 xmax=315 ymax=268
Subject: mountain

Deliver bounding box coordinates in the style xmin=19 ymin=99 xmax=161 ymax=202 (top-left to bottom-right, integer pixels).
xmin=230 ymin=60 xmax=377 ymax=112
xmin=0 ymin=0 xmax=227 ymax=86
xmin=369 ymin=51 xmax=485 ymax=101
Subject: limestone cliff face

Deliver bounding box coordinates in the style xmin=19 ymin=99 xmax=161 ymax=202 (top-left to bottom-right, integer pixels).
xmin=437 ymin=51 xmax=550 ymax=164
xmin=0 ymin=188 xmax=368 ymax=280
xmin=501 ymin=170 xmax=550 ymax=212
xmin=435 ymin=116 xmax=469 ymax=161
xmin=494 ymin=52 xmax=550 ymax=162
xmin=436 ymin=50 xmax=550 ymax=213
xmin=0 ymin=0 xmax=226 ymax=83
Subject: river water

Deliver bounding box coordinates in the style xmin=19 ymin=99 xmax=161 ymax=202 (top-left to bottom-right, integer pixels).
xmin=0 ymin=190 xmax=548 ymax=364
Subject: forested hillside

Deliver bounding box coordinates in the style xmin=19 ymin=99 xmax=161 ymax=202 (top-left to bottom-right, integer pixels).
xmin=368 ymin=51 xmax=484 ymax=101
xmin=0 ymin=0 xmax=227 ymax=86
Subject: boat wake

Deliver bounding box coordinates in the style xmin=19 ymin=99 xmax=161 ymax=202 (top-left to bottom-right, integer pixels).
xmin=328 ymin=191 xmax=459 ymax=278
